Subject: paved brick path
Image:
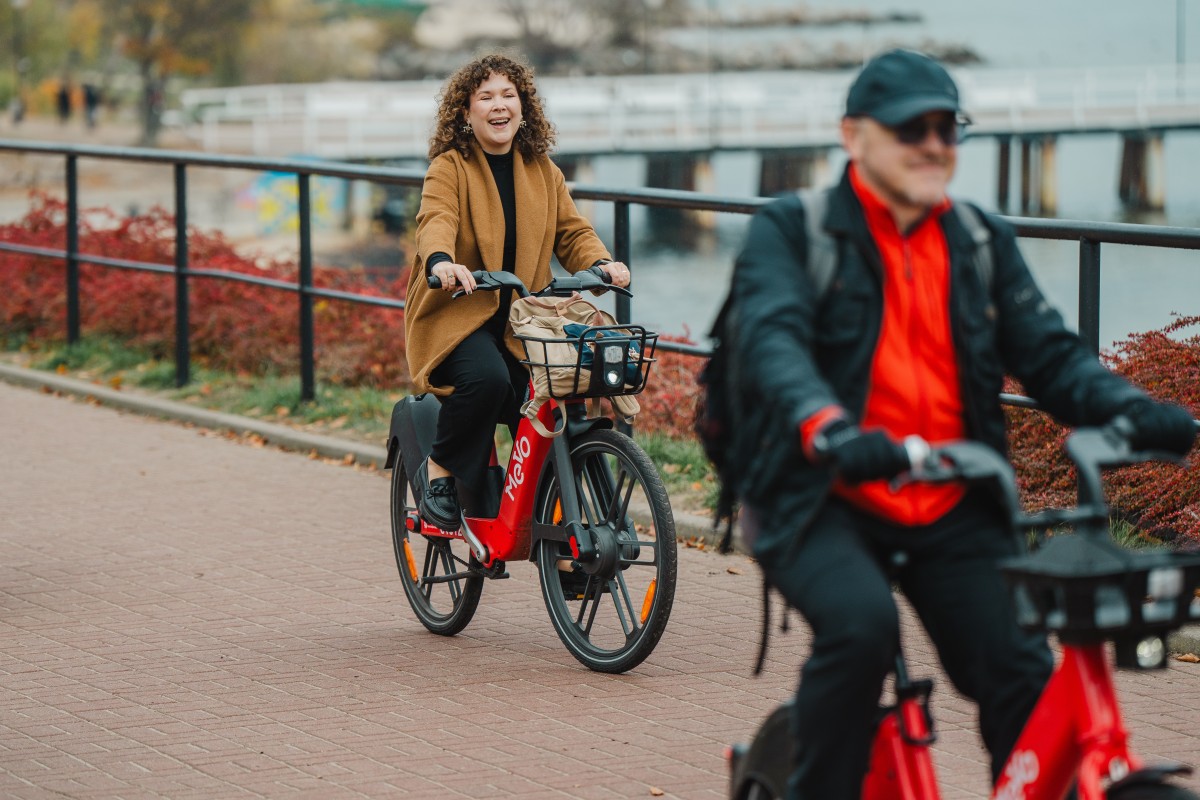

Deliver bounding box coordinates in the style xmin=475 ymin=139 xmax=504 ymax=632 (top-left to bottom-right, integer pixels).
xmin=2 ymin=380 xmax=1199 ymax=799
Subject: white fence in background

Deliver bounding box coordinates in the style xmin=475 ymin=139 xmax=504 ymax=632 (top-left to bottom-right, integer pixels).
xmin=177 ymin=64 xmax=1200 ymax=160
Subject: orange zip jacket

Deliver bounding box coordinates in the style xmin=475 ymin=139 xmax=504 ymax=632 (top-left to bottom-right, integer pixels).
xmin=833 ymin=166 xmax=966 ymax=525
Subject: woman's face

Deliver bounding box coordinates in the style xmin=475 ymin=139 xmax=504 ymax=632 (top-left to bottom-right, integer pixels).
xmin=464 ymin=72 xmax=523 ymax=155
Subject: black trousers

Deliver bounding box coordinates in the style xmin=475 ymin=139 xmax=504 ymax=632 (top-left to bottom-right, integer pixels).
xmin=759 ymin=492 xmax=1054 ymax=800
xmin=428 ymin=323 xmax=527 ymax=497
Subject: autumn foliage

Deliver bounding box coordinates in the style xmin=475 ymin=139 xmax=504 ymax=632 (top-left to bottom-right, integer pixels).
xmin=2 ymin=197 xmax=1197 ymax=543
xmin=0 ymin=194 xmax=411 ymax=387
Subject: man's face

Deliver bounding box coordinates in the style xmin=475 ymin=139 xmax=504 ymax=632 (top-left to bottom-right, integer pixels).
xmin=841 ymin=111 xmax=959 ymax=220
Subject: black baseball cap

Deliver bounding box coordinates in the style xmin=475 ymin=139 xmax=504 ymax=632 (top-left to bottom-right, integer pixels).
xmin=845 ymin=49 xmax=963 ymax=126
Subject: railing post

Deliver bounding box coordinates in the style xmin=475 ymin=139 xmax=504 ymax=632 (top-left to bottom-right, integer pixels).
xmin=614 ymin=200 xmax=631 ymax=326
xmin=173 ymin=163 xmax=191 ymax=388
xmin=65 ymin=154 xmax=80 ymax=344
xmin=298 ymin=172 xmax=316 ymax=402
xmin=612 ymin=200 xmax=634 ymax=435
xmin=1078 ymin=237 xmax=1101 ymax=354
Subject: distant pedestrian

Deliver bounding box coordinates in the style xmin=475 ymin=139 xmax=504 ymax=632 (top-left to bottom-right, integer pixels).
xmin=56 ymin=80 xmax=72 ymax=124
xmin=83 ymin=84 xmax=101 ymax=130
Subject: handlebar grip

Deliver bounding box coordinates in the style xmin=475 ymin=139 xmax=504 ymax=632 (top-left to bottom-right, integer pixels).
xmin=427 ymin=275 xmax=442 ymax=290
xmin=587 ymin=264 xmax=614 ymax=283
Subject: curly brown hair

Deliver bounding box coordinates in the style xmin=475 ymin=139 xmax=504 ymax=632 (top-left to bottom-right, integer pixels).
xmin=427 ymin=53 xmax=556 ymax=161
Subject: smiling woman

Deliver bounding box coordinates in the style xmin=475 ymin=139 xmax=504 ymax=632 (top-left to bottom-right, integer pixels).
xmin=402 ymin=53 xmax=631 ymax=531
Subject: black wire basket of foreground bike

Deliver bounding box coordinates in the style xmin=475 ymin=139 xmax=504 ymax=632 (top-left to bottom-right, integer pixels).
xmin=1001 ymin=535 xmax=1200 ymax=665
xmin=515 ymin=323 xmax=659 ymax=400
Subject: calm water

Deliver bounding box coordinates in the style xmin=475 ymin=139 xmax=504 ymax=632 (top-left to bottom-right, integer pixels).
xmin=599 ymin=1 xmax=1200 ymax=347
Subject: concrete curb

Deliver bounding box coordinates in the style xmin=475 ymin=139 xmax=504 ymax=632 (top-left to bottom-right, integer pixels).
xmin=3 ymin=360 xmax=1195 ymax=655
xmin=0 ymin=362 xmax=389 ymax=468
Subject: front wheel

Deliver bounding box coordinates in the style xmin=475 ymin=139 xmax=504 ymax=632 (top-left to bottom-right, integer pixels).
xmin=1108 ymin=784 xmax=1200 ymax=799
xmin=535 ymin=429 xmax=678 ymax=673
xmin=390 ymin=458 xmax=483 ymax=636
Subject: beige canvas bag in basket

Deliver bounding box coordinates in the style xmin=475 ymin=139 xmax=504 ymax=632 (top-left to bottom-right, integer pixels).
xmin=509 ymin=293 xmax=641 ymax=437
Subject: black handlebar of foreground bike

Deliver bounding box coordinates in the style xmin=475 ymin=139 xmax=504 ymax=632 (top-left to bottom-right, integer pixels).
xmin=426 ymin=265 xmax=632 ymax=299
xmin=902 ymin=416 xmax=1183 ymax=538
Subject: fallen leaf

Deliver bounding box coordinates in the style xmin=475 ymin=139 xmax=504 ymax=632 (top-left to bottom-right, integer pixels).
xmin=1176 ymin=653 xmax=1200 ymax=663
xmin=650 ymin=789 xmax=664 ymax=797
xmin=108 ymin=375 xmax=123 ymax=389
xmin=274 ymin=405 xmax=290 ymax=417
xmin=727 ymin=567 xmax=743 ymax=575
xmin=342 ymin=453 xmax=355 ymax=466
xmin=56 ymin=364 xmax=67 ymax=374
xmin=308 ymin=449 xmax=319 ymax=460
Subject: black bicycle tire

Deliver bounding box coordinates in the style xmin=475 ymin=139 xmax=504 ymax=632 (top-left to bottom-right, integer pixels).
xmin=1108 ymin=783 xmax=1200 ymax=799
xmin=390 ymin=459 xmax=483 ymax=636
xmin=535 ymin=428 xmax=677 ymax=673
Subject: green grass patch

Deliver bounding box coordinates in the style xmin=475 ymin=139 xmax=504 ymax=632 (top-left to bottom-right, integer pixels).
xmin=4 ymin=335 xmax=735 ymax=512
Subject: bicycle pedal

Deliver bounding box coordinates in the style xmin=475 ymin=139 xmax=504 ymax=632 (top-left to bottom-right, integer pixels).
xmin=474 ymin=560 xmax=509 ymax=580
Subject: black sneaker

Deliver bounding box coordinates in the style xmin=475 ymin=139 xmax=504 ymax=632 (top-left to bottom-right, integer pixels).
xmin=418 ymin=468 xmax=461 ymax=531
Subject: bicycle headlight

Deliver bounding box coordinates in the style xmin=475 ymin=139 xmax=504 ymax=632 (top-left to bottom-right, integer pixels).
xmin=597 ymin=342 xmax=625 ymax=387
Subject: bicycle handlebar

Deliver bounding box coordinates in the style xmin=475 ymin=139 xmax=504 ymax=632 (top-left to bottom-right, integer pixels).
xmin=426 ymin=265 xmax=632 ymax=299
xmin=904 ymin=416 xmax=1183 ymax=537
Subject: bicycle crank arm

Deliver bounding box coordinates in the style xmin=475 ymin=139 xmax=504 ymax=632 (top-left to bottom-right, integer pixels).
xmin=459 ymin=516 xmax=489 ymax=564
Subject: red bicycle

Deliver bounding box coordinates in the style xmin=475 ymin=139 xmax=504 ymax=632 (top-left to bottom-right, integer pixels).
xmin=385 ymin=267 xmax=678 ymax=673
xmin=728 ymin=419 xmax=1200 ymax=799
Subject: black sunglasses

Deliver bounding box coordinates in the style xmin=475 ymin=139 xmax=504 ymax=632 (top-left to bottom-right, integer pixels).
xmin=889 ymin=115 xmax=970 ymax=146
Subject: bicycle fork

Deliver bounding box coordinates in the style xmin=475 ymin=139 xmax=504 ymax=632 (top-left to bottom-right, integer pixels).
xmin=548 ymin=429 xmax=598 ymax=562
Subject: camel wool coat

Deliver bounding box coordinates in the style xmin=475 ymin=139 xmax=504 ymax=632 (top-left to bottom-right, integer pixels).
xmin=404 ymin=143 xmax=612 ymax=396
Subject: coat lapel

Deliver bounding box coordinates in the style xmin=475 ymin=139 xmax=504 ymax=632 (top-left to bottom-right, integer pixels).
xmin=465 ymin=144 xmax=504 ymax=270
xmin=513 ymin=153 xmax=549 ymax=284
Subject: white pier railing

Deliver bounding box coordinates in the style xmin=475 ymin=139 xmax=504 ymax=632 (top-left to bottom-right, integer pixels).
xmin=177 ymin=64 xmax=1200 ymax=160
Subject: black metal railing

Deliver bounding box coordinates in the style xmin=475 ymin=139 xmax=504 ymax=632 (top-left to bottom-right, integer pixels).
xmin=2 ymin=140 xmax=1200 ymax=403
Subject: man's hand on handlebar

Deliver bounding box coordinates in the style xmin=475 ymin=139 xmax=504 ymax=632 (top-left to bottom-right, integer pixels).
xmin=810 ymin=419 xmax=912 ymax=484
xmin=430 ymin=262 xmax=476 ymax=294
xmin=1117 ymin=398 xmax=1197 ymax=456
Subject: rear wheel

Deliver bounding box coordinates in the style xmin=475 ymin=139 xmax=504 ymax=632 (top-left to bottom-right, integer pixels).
xmin=1108 ymin=785 xmax=1200 ymax=799
xmin=535 ymin=429 xmax=677 ymax=673
xmin=390 ymin=458 xmax=483 ymax=635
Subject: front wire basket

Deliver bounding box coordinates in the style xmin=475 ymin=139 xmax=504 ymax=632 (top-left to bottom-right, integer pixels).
xmin=516 ymin=323 xmax=658 ymax=400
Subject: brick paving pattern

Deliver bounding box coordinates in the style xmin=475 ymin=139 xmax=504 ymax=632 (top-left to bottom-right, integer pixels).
xmin=1 ymin=381 xmax=1198 ymax=799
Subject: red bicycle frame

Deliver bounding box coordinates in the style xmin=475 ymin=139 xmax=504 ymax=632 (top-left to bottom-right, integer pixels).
xmin=403 ymin=395 xmax=567 ymax=568
xmin=863 ymin=640 xmax=1150 ymax=800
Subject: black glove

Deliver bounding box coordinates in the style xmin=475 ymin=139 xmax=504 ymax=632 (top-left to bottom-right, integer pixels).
xmin=812 ymin=419 xmax=911 ymax=484
xmin=1120 ymin=399 xmax=1197 ymax=456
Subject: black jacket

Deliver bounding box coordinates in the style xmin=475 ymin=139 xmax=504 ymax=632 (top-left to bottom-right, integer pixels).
xmin=729 ymin=167 xmax=1145 ymax=563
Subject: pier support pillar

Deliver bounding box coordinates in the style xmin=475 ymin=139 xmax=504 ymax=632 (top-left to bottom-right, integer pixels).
xmin=996 ymin=137 xmax=1011 ymax=213
xmin=645 ymin=154 xmax=715 ymax=231
xmin=758 ymin=149 xmax=832 ymax=195
xmin=1019 ymin=138 xmax=1033 ymax=214
xmin=1016 ymin=137 xmax=1056 ymax=215
xmin=1038 ymin=136 xmax=1058 ymax=216
xmin=557 ymin=157 xmax=596 ymax=217
xmin=1118 ymin=133 xmax=1165 ymax=212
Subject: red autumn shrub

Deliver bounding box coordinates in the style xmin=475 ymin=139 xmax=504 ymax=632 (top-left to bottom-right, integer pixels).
xmin=1006 ymin=315 xmax=1200 ymax=546
xmin=0 ymin=194 xmax=411 ymax=387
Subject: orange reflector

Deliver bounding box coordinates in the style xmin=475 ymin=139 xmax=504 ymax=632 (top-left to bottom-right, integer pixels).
xmin=640 ymin=579 xmax=657 ymax=624
xmin=402 ymin=539 xmax=419 ymax=583
xmin=553 ymin=499 xmax=563 ymax=524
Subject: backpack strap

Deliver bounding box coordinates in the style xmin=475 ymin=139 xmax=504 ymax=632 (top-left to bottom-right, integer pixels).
xmin=796 ymin=187 xmax=839 ymax=301
xmin=951 ymin=200 xmax=994 ymax=295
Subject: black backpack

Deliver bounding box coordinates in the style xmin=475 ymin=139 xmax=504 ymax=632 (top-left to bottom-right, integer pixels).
xmin=694 ymin=188 xmax=994 ymax=555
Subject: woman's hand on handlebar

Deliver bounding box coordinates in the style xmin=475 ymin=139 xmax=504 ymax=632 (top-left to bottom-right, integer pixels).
xmin=595 ymin=260 xmax=631 ymax=288
xmin=430 ymin=262 xmax=477 ymax=294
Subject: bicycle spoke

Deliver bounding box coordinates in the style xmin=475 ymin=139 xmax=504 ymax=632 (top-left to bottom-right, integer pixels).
xmin=609 ymin=573 xmax=637 ymax=637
